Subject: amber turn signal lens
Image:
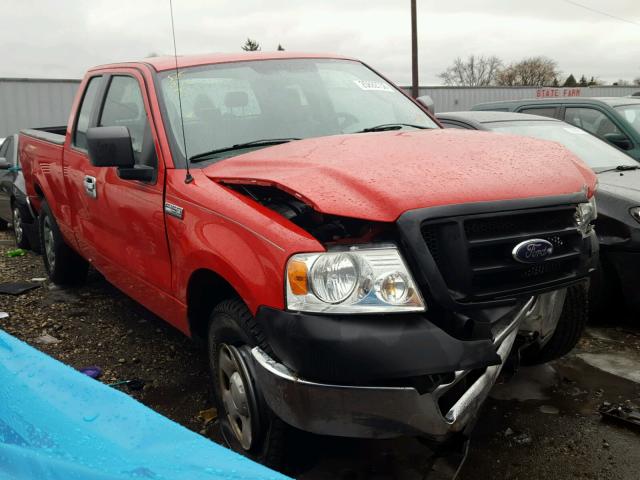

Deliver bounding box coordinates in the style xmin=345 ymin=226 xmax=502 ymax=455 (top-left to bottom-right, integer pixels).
xmin=287 ymin=259 xmax=308 ymax=295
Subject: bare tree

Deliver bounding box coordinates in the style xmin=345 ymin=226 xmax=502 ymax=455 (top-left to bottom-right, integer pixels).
xmin=438 ymin=55 xmax=503 ymax=86
xmin=496 ymin=57 xmax=560 ymax=86
xmin=633 ymin=77 xmax=640 ymax=86
xmin=241 ymin=38 xmax=261 ymax=51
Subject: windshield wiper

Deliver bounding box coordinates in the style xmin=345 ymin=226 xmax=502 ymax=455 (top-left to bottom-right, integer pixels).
xmin=190 ymin=138 xmax=300 ymax=163
xmin=355 ymin=123 xmax=429 ymax=133
xmin=596 ymin=164 xmax=640 ymax=174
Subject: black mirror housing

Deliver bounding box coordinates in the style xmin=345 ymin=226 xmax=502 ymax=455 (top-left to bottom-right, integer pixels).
xmin=87 ymin=126 xmax=135 ymax=167
xmin=117 ymin=165 xmax=155 ymax=182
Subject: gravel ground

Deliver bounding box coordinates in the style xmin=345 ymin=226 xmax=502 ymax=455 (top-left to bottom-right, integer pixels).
xmin=1 ymin=229 xmax=639 ymax=479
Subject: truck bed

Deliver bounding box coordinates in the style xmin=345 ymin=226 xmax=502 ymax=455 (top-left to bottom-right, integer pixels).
xmin=19 ymin=128 xmax=67 ymax=226
xmin=21 ymin=126 xmax=66 ymax=145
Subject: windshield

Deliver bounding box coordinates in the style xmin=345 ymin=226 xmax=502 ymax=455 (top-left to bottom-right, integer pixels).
xmin=486 ymin=121 xmax=638 ymax=171
xmin=159 ymin=59 xmax=437 ymax=163
xmin=615 ymin=104 xmax=640 ymax=135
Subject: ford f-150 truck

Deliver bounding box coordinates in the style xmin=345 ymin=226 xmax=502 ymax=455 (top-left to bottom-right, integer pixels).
xmin=20 ymin=52 xmax=598 ymax=467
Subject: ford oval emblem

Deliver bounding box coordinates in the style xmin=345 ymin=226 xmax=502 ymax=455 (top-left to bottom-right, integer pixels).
xmin=512 ymin=239 xmax=554 ymax=264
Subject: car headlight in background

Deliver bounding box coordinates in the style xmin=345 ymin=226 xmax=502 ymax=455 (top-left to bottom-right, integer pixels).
xmin=286 ymin=245 xmax=425 ymax=314
xmin=630 ymin=207 xmax=640 ymax=224
xmin=575 ymin=196 xmax=597 ymax=234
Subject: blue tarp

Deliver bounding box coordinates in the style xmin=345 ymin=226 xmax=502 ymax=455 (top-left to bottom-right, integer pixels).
xmin=0 ymin=330 xmax=289 ymax=480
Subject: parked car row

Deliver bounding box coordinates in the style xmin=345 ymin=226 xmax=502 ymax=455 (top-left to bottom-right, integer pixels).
xmin=472 ymin=96 xmax=640 ymax=161
xmin=7 ymin=52 xmax=630 ymax=470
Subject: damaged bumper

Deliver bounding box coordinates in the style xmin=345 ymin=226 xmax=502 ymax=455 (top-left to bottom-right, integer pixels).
xmin=251 ymin=297 xmax=534 ymax=439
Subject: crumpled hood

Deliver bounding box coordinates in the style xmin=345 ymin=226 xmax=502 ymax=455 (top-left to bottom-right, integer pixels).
xmin=204 ymin=129 xmax=596 ymax=222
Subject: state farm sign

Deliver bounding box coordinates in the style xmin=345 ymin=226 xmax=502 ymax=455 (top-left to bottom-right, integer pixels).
xmin=536 ymin=88 xmax=581 ymax=98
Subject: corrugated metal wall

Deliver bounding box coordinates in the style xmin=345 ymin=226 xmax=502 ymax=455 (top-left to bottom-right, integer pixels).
xmin=0 ymin=78 xmax=638 ymax=138
xmin=401 ymin=86 xmax=640 ymax=113
xmin=0 ymin=78 xmax=80 ymax=138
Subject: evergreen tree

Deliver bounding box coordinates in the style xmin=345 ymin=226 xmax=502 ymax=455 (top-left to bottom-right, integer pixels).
xmin=241 ymin=38 xmax=261 ymax=51
xmin=578 ymin=75 xmax=588 ymax=87
xmin=563 ymin=74 xmax=577 ymax=87
xmin=277 ymin=44 xmax=285 ymax=51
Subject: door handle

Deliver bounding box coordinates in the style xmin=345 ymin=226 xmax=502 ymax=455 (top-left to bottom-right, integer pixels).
xmin=83 ymin=175 xmax=97 ymax=199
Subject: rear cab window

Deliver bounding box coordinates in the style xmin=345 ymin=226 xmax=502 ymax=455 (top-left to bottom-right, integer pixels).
xmin=73 ymin=76 xmax=103 ymax=150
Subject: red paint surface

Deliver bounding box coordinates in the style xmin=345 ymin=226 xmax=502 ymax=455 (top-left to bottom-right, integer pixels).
xmin=207 ymin=129 xmax=596 ymax=222
xmin=19 ymin=56 xmax=597 ymax=338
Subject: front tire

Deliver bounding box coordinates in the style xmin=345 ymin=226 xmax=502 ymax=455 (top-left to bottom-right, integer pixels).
xmin=207 ymin=299 xmax=289 ymax=469
xmin=521 ymin=284 xmax=588 ymax=365
xmin=39 ymin=200 xmax=88 ymax=285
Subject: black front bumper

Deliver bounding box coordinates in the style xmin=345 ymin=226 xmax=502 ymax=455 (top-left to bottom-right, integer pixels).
xmin=257 ymin=303 xmax=522 ymax=385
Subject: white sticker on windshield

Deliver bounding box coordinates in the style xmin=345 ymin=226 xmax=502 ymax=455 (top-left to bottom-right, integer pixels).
xmin=564 ymin=126 xmax=588 ymax=134
xmin=353 ymin=80 xmax=393 ymax=92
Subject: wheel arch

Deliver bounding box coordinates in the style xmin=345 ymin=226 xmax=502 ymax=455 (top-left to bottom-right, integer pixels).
xmin=186 ymin=267 xmax=245 ymax=342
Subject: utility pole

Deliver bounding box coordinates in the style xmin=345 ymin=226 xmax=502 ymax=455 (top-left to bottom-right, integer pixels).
xmin=411 ymin=0 xmax=419 ymax=98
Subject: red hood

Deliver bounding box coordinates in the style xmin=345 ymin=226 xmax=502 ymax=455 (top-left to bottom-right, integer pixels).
xmin=204 ymin=129 xmax=596 ymax=222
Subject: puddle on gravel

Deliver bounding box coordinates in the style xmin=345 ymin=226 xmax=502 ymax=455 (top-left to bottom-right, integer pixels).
xmin=490 ymin=364 xmax=558 ymax=401
xmin=577 ymin=353 xmax=640 ymax=384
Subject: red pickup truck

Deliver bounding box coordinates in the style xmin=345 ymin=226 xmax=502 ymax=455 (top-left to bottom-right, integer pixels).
xmin=20 ymin=52 xmax=598 ymax=466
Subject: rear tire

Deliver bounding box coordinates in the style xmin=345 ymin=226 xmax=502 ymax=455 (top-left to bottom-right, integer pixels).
xmin=207 ymin=298 xmax=289 ymax=469
xmin=521 ymin=284 xmax=588 ymax=365
xmin=39 ymin=200 xmax=88 ymax=285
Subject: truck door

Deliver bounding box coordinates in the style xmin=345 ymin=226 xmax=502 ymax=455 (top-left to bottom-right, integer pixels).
xmin=64 ymin=71 xmax=173 ymax=311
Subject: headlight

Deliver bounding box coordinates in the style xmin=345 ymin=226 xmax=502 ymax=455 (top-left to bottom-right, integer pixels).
xmin=286 ymin=245 xmax=426 ymax=314
xmin=630 ymin=207 xmax=640 ymax=223
xmin=575 ymin=196 xmax=597 ymax=234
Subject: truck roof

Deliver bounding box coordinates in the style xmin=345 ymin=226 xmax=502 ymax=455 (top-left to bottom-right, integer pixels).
xmin=474 ymin=96 xmax=640 ymax=110
xmin=90 ymin=52 xmax=353 ymax=73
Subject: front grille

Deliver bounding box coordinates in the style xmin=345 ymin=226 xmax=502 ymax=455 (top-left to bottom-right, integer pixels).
xmin=420 ymin=206 xmax=583 ymax=301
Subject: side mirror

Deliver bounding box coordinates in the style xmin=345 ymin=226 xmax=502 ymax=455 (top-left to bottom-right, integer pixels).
xmin=416 ymin=95 xmax=435 ymax=113
xmin=0 ymin=157 xmax=8 ymax=170
xmin=87 ymin=126 xmax=135 ymax=168
xmin=604 ymin=132 xmax=633 ymax=151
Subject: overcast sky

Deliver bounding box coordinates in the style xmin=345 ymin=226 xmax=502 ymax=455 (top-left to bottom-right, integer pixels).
xmin=1 ymin=0 xmax=639 ymax=85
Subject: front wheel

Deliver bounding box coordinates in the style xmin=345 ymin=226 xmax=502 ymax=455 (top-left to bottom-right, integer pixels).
xmin=207 ymin=299 xmax=290 ymax=469
xmin=521 ymin=284 xmax=588 ymax=365
xmin=39 ymin=200 xmax=88 ymax=285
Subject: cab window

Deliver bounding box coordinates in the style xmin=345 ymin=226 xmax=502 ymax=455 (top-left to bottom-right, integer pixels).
xmin=73 ymin=77 xmax=102 ymax=150
xmin=99 ymin=76 xmax=149 ymax=157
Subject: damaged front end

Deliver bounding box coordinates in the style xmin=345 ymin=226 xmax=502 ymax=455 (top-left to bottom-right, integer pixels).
xmin=223 ymin=181 xmax=596 ymax=440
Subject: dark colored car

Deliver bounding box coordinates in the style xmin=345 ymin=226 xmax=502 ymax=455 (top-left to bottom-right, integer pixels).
xmin=0 ymin=134 xmax=38 ymax=249
xmin=437 ymin=111 xmax=640 ymax=313
xmin=471 ymin=97 xmax=640 ymax=161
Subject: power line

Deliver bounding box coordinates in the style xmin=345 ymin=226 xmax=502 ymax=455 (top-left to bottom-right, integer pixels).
xmin=561 ymin=0 xmax=640 ymax=28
